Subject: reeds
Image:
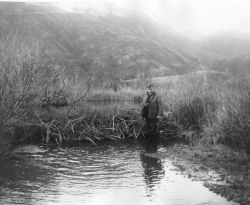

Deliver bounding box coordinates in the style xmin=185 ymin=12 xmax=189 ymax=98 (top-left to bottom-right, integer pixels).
xmin=154 ymin=73 xmax=250 ymax=152
xmin=202 ymin=76 xmax=250 ymax=152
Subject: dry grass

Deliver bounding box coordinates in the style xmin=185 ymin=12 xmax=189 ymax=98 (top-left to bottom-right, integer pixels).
xmin=202 ymin=76 xmax=250 ymax=152
xmin=153 ymin=73 xmax=250 ymax=152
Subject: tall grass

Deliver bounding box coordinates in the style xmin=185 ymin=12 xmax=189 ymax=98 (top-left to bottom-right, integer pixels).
xmin=156 ymin=75 xmax=218 ymax=130
xmin=202 ymin=76 xmax=250 ymax=152
xmin=147 ymin=72 xmax=250 ymax=152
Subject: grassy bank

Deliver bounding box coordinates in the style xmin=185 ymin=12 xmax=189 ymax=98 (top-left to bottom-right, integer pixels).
xmin=159 ymin=73 xmax=250 ymax=153
xmin=124 ymin=71 xmax=250 ymax=153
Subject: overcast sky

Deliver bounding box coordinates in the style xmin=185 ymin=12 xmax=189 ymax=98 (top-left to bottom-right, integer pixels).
xmin=2 ymin=0 xmax=250 ymax=38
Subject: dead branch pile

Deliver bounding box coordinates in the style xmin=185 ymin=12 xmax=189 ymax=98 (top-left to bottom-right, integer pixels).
xmin=17 ymin=106 xmax=144 ymax=144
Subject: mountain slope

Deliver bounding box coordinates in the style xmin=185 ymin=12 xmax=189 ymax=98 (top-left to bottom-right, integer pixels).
xmin=0 ymin=2 xmax=200 ymax=79
xmin=194 ymin=32 xmax=250 ymax=74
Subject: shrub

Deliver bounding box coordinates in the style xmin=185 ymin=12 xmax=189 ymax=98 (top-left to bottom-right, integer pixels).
xmin=0 ymin=35 xmax=71 ymax=152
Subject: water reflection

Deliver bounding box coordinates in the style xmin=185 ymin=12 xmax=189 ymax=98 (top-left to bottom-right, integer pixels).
xmin=141 ymin=136 xmax=159 ymax=153
xmin=140 ymin=137 xmax=164 ymax=198
xmin=0 ymin=142 xmax=239 ymax=205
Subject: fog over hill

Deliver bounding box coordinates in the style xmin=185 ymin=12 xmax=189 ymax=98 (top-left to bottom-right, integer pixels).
xmin=0 ymin=2 xmax=249 ymax=79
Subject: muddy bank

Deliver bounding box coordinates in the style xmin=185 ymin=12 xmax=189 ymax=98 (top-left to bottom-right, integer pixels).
xmin=147 ymin=143 xmax=250 ymax=205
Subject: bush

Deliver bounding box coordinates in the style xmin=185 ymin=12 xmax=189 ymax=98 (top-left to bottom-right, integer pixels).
xmin=0 ymin=35 xmax=71 ymax=152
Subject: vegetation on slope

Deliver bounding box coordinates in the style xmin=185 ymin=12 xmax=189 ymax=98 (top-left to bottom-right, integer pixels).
xmin=0 ymin=2 xmax=199 ymax=80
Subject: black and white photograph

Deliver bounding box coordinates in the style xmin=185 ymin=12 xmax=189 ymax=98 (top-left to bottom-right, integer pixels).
xmin=0 ymin=0 xmax=249 ymax=204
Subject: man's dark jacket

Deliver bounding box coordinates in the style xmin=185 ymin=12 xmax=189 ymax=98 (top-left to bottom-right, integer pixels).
xmin=141 ymin=92 xmax=163 ymax=120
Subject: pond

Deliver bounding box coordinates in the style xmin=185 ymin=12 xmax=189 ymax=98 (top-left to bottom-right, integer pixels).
xmin=0 ymin=138 xmax=238 ymax=205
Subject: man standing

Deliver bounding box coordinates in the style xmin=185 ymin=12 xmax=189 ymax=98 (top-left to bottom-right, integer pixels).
xmin=141 ymin=84 xmax=163 ymax=136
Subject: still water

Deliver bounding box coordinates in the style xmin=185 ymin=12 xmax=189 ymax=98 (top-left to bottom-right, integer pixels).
xmin=0 ymin=139 xmax=238 ymax=205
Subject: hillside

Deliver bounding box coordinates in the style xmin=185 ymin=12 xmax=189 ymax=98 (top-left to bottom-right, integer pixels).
xmin=196 ymin=33 xmax=250 ymax=75
xmin=124 ymin=70 xmax=230 ymax=88
xmin=1 ymin=2 xmax=250 ymax=79
xmin=0 ymin=2 xmax=201 ymax=79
